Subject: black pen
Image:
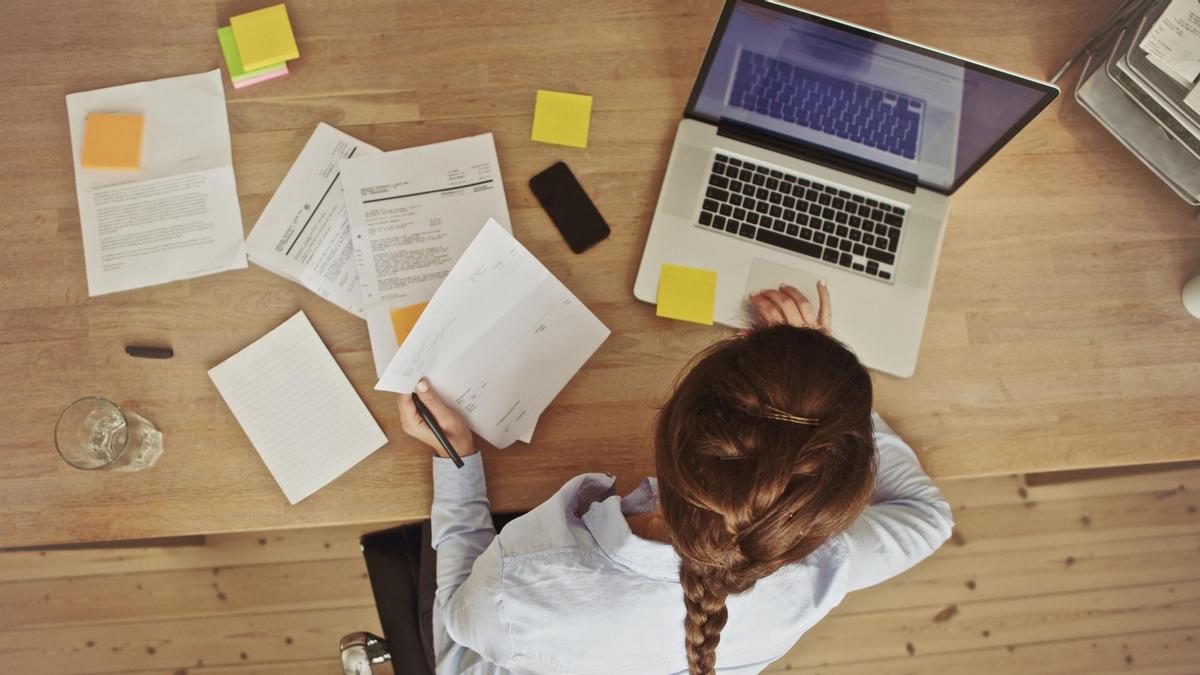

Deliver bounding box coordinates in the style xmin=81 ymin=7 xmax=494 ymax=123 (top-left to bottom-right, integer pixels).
xmin=125 ymin=345 xmax=174 ymax=359
xmin=412 ymin=392 xmax=465 ymax=468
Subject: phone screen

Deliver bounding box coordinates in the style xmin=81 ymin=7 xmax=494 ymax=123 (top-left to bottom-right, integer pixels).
xmin=528 ymin=162 xmax=610 ymax=253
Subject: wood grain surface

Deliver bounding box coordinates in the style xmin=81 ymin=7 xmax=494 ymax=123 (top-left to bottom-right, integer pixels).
xmin=0 ymin=0 xmax=1197 ymax=548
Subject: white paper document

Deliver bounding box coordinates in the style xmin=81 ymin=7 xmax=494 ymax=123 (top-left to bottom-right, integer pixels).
xmin=363 ymin=301 xmax=539 ymax=443
xmin=245 ymin=123 xmax=379 ymax=317
xmin=1140 ymin=0 xmax=1200 ymax=86
xmin=209 ymin=311 xmax=388 ymax=505
xmin=1186 ymin=83 xmax=1200 ymax=114
xmin=65 ymin=70 xmax=247 ymax=296
xmin=376 ymin=220 xmax=608 ymax=449
xmin=340 ymin=133 xmax=512 ymax=307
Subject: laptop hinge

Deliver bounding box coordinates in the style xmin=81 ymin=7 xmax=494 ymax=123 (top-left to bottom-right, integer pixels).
xmin=716 ymin=120 xmax=919 ymax=194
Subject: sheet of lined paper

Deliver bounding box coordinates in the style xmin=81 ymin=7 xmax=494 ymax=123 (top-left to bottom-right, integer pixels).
xmin=209 ymin=311 xmax=387 ymax=504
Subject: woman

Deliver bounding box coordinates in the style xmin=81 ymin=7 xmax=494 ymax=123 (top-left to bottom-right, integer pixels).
xmin=399 ymin=283 xmax=953 ymax=675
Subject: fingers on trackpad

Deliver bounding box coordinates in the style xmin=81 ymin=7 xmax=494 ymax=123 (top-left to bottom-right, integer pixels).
xmin=743 ymin=257 xmax=827 ymax=299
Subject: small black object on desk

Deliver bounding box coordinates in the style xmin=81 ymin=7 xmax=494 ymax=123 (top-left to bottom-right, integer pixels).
xmin=125 ymin=345 xmax=174 ymax=359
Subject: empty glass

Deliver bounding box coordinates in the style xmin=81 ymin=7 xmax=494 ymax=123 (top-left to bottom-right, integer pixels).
xmin=54 ymin=396 xmax=164 ymax=471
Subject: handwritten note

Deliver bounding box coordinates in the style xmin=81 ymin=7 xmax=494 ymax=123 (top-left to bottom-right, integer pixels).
xmin=208 ymin=311 xmax=387 ymax=505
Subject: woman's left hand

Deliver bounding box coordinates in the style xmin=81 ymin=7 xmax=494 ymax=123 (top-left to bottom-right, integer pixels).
xmin=747 ymin=281 xmax=832 ymax=334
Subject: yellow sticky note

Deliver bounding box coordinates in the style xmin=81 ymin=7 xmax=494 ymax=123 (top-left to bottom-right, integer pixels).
xmin=80 ymin=113 xmax=143 ymax=171
xmin=656 ymin=264 xmax=717 ymax=325
xmin=230 ymin=3 xmax=300 ymax=71
xmin=390 ymin=302 xmax=428 ymax=345
xmin=531 ymin=90 xmax=593 ymax=148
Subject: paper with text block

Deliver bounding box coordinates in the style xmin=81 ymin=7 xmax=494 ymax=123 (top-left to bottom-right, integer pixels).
xmin=1140 ymin=0 xmax=1200 ymax=86
xmin=246 ymin=123 xmax=378 ymax=317
xmin=66 ymin=70 xmax=248 ymax=296
xmin=376 ymin=220 xmax=608 ymax=448
xmin=340 ymin=133 xmax=511 ymax=307
xmin=209 ymin=311 xmax=387 ymax=504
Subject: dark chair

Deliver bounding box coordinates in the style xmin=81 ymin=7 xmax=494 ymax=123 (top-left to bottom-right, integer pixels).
xmin=340 ymin=514 xmax=522 ymax=675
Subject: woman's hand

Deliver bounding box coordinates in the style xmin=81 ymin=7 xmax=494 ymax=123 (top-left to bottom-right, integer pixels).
xmin=748 ymin=281 xmax=832 ymax=334
xmin=398 ymin=379 xmax=478 ymax=458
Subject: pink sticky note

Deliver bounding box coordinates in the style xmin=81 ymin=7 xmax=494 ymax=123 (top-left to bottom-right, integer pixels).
xmin=232 ymin=64 xmax=290 ymax=89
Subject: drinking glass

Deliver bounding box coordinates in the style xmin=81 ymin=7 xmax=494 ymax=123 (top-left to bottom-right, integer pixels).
xmin=54 ymin=396 xmax=164 ymax=471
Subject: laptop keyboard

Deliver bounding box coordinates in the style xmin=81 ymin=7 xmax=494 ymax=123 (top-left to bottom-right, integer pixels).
xmin=697 ymin=153 xmax=906 ymax=283
xmin=728 ymin=49 xmax=924 ymax=160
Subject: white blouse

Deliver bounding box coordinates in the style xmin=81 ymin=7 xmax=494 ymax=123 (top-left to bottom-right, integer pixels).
xmin=429 ymin=413 xmax=954 ymax=674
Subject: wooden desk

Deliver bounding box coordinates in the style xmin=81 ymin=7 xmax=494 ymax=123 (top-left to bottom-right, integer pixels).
xmin=1 ymin=0 xmax=1197 ymax=549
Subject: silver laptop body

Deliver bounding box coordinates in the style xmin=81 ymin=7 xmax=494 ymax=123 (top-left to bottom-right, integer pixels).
xmin=633 ymin=0 xmax=1057 ymax=377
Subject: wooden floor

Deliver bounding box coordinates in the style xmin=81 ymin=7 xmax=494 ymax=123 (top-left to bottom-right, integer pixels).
xmin=3 ymin=463 xmax=1198 ymax=675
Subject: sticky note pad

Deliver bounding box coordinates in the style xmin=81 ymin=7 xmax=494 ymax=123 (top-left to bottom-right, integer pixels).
xmin=80 ymin=113 xmax=143 ymax=171
xmin=531 ymin=90 xmax=593 ymax=148
xmin=232 ymin=63 xmax=289 ymax=89
xmin=656 ymin=264 xmax=717 ymax=325
xmin=390 ymin=302 xmax=428 ymax=345
xmin=230 ymin=4 xmax=300 ymax=71
xmin=218 ymin=25 xmax=287 ymax=82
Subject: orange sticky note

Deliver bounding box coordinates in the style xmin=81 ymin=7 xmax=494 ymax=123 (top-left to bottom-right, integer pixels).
xmin=80 ymin=113 xmax=143 ymax=170
xmin=390 ymin=303 xmax=428 ymax=345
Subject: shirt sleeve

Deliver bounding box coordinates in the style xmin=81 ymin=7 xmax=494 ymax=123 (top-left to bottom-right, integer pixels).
xmin=430 ymin=452 xmax=508 ymax=673
xmin=840 ymin=412 xmax=955 ymax=593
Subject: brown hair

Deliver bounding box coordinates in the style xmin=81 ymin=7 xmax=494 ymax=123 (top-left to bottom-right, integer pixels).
xmin=655 ymin=325 xmax=877 ymax=674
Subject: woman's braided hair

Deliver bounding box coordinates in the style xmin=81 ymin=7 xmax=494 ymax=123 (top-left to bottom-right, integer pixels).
xmin=655 ymin=325 xmax=877 ymax=674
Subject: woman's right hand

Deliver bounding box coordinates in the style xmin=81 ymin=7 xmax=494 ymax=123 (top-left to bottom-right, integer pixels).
xmin=397 ymin=379 xmax=478 ymax=458
xmin=748 ymin=281 xmax=832 ymax=334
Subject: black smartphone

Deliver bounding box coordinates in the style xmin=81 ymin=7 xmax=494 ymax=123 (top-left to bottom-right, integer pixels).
xmin=528 ymin=162 xmax=610 ymax=254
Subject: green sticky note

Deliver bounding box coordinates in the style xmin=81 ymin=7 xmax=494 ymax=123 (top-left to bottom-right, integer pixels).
xmin=531 ymin=90 xmax=593 ymax=148
xmin=656 ymin=264 xmax=717 ymax=325
xmin=218 ymin=26 xmax=286 ymax=82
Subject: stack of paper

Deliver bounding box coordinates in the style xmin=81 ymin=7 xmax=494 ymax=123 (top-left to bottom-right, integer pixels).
xmin=218 ymin=3 xmax=299 ymax=89
xmin=209 ymin=311 xmax=387 ymax=505
xmin=1139 ymin=0 xmax=1200 ymax=91
xmin=1078 ymin=24 xmax=1200 ymax=204
xmin=376 ymin=220 xmax=610 ymax=449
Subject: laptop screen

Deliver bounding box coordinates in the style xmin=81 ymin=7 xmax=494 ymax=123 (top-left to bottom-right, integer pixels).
xmin=686 ymin=1 xmax=1057 ymax=194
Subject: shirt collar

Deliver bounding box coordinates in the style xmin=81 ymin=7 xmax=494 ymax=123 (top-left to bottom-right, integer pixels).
xmin=580 ymin=476 xmax=682 ymax=579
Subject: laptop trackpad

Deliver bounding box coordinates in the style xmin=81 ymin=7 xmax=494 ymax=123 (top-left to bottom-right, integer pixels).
xmin=739 ymin=258 xmax=828 ymax=326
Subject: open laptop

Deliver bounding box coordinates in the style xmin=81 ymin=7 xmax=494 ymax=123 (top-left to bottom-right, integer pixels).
xmin=634 ymin=0 xmax=1058 ymax=377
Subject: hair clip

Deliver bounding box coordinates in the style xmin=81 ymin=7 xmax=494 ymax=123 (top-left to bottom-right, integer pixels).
xmin=761 ymin=405 xmax=819 ymax=427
